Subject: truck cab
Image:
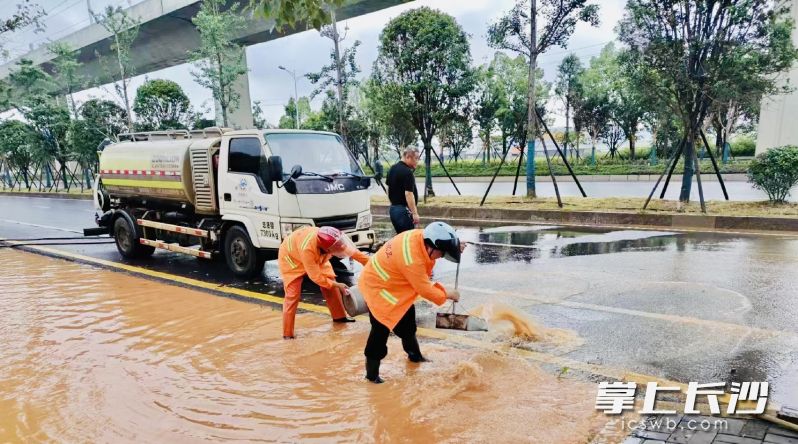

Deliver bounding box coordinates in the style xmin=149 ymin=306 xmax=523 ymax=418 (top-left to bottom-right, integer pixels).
xmin=92 ymin=127 xmax=375 ymax=279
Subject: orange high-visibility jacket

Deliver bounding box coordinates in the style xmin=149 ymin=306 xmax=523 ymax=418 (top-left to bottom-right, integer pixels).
xmin=358 ymin=229 xmax=448 ymax=330
xmin=278 ymin=226 xmax=369 ymax=288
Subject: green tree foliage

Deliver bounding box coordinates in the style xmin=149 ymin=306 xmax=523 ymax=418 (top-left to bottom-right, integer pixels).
xmin=473 ymin=63 xmax=502 ymax=162
xmin=67 ymin=99 xmax=127 ymax=169
xmin=253 ymin=0 xmax=344 ymax=30
xmin=488 ymin=0 xmax=599 ymax=197
xmin=278 ymin=96 xmax=312 ymax=129
xmin=374 ymin=7 xmax=474 ymax=198
xmin=618 ymin=0 xmax=798 ymax=203
xmin=252 ymin=100 xmax=269 ymax=129
xmin=48 ymin=42 xmax=83 ymax=119
xmin=361 ymin=78 xmax=416 ymax=159
xmin=492 ymin=53 xmax=549 ymax=157
xmin=191 ymin=0 xmax=247 ymax=127
xmin=439 ymin=115 xmax=473 ymax=162
xmin=0 ymin=120 xmax=36 ymax=187
xmin=1 ymin=1 xmax=46 ymax=59
xmin=133 ymin=79 xmax=193 ymax=131
xmin=747 ymin=146 xmax=798 ymax=203
xmin=94 ymin=6 xmax=140 ymax=130
xmin=555 ymin=54 xmax=583 ymax=158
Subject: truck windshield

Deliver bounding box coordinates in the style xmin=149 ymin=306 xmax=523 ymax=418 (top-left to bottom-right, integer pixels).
xmin=265 ymin=133 xmax=363 ymax=177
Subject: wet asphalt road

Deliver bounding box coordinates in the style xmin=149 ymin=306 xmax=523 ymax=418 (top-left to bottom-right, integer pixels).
xmin=1 ymin=195 xmax=797 ymax=407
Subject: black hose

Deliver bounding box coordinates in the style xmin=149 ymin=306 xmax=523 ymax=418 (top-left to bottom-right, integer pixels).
xmin=0 ymin=241 xmax=115 ymax=248
xmin=0 ymin=236 xmax=108 ymax=241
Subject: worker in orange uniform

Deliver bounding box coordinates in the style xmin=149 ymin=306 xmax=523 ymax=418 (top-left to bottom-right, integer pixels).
xmin=357 ymin=221 xmax=463 ymax=383
xmin=279 ymin=226 xmax=369 ymax=339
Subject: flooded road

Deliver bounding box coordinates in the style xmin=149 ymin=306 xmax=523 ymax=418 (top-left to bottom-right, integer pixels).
xmin=0 ymin=249 xmax=619 ymax=443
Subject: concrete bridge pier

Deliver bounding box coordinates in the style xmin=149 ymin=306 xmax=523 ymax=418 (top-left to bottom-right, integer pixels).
xmin=214 ymin=50 xmax=253 ymax=130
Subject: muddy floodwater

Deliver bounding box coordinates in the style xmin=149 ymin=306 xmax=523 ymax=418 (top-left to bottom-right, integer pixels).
xmin=0 ymin=249 xmax=626 ymax=443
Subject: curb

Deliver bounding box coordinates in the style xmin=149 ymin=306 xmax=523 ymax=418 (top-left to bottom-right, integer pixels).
xmin=372 ymin=204 xmax=798 ymax=234
xmin=0 ymin=191 xmax=92 ymax=200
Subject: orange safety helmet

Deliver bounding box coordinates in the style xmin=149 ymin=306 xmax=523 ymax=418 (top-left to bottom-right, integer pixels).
xmin=317 ymin=226 xmax=357 ymax=258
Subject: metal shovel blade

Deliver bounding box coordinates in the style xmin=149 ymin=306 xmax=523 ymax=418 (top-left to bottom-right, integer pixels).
xmin=435 ymin=313 xmax=488 ymax=332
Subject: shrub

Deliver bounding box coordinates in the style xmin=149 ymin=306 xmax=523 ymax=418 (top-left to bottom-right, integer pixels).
xmin=747 ymin=146 xmax=798 ymax=203
xmin=730 ymin=135 xmax=756 ymax=157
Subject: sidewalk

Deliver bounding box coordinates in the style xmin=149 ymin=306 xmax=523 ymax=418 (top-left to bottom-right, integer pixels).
xmin=625 ymin=414 xmax=798 ymax=444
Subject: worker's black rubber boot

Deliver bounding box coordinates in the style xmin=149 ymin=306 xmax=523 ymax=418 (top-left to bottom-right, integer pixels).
xmin=333 ymin=317 xmax=356 ymax=323
xmin=365 ymin=358 xmax=384 ymax=384
xmin=403 ymin=337 xmax=429 ymax=363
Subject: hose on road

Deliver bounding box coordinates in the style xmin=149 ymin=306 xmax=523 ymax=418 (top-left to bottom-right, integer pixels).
xmin=0 ymin=240 xmax=114 ymax=248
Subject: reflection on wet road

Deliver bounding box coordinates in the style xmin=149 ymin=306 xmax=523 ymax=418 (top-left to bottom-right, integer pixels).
xmin=0 ymin=249 xmax=618 ymax=443
xmin=1 ymin=196 xmax=797 ymax=426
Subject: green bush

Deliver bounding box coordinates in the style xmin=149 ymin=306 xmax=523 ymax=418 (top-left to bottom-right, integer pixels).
xmin=730 ymin=135 xmax=756 ymax=157
xmin=747 ymin=146 xmax=798 ymax=203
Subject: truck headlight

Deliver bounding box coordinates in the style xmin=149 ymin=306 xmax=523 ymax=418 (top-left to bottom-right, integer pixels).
xmin=356 ymin=212 xmax=372 ymax=230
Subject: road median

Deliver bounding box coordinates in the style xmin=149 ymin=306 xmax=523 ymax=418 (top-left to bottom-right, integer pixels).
xmin=372 ymin=196 xmax=798 ymax=234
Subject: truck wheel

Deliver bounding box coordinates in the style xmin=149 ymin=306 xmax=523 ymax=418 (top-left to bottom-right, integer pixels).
xmin=113 ymin=214 xmax=154 ymax=259
xmin=224 ymin=225 xmax=265 ymax=278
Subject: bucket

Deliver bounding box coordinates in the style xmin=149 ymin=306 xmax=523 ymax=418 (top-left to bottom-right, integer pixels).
xmin=435 ymin=312 xmax=489 ymax=332
xmin=342 ymin=286 xmax=368 ymax=317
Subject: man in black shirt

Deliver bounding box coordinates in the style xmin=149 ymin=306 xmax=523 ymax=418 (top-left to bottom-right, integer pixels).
xmin=386 ymin=147 xmax=420 ymax=233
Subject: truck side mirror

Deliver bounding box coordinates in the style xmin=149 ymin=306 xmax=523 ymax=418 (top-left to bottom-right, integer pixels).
xmin=289 ymin=164 xmax=303 ymax=180
xmin=268 ymin=155 xmax=283 ymax=182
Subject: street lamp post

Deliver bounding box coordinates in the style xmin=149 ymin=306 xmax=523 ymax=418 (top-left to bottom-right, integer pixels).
xmin=278 ymin=66 xmax=300 ymax=128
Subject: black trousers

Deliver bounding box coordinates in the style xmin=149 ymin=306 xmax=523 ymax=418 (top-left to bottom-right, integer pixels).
xmin=389 ymin=205 xmax=414 ymax=234
xmin=364 ymin=305 xmax=419 ymax=360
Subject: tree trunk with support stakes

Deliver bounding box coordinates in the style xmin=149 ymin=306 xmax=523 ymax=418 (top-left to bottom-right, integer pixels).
xmin=525 ymin=0 xmax=538 ymax=198
xmin=679 ymin=130 xmax=696 ymax=202
xmin=423 ymin=138 xmax=434 ymax=200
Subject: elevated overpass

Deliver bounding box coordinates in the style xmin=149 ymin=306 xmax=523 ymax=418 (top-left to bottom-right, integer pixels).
xmin=0 ymin=0 xmax=403 ymax=127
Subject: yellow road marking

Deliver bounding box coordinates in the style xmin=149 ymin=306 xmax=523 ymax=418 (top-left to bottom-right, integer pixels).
xmin=0 ymin=238 xmax=788 ymax=425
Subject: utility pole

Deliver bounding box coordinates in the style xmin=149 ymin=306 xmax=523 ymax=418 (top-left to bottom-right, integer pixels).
xmin=278 ymin=65 xmax=300 ymax=128
xmin=329 ymin=10 xmax=348 ymax=146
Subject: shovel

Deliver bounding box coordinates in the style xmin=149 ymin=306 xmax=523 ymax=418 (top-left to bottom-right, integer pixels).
xmin=435 ymin=261 xmax=488 ymax=332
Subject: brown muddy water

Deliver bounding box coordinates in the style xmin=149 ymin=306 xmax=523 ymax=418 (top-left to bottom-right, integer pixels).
xmin=0 ymin=249 xmax=624 ymax=443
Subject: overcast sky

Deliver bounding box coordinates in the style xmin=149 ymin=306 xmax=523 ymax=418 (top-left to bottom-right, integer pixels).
xmin=4 ymin=0 xmax=627 ymax=125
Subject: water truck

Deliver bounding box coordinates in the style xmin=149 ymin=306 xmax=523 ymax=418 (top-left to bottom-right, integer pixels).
xmin=86 ymin=127 xmax=377 ymax=278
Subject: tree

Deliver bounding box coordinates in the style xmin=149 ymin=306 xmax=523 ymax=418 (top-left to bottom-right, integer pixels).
xmin=555 ymin=54 xmax=583 ymax=159
xmin=48 ymin=42 xmax=83 ymax=119
xmin=474 ymin=63 xmax=502 ymax=163
xmin=308 ymin=16 xmax=360 ymax=145
xmin=362 ymin=78 xmax=417 ymax=159
xmin=493 ymin=53 xmax=549 ymax=159
xmin=278 ymin=96 xmax=312 ymax=129
xmin=488 ymin=0 xmax=599 ymax=197
xmin=68 ymin=100 xmax=126 ymax=172
xmin=747 ymin=146 xmax=798 ymax=203
xmin=80 ymin=99 xmax=127 ymax=140
xmin=191 ymin=0 xmax=247 ymax=127
xmin=618 ymin=0 xmax=798 ymax=203
xmin=252 ymin=100 xmax=267 ymax=129
xmin=133 ymin=79 xmax=193 ymax=131
xmin=94 ymin=6 xmax=140 ymax=131
xmin=254 ymin=0 xmax=345 ymax=30
xmin=439 ymin=115 xmax=473 ymax=162
xmin=0 ymin=120 xmax=35 ymax=187
xmin=1 ymin=1 xmax=45 ymax=60
xmin=374 ymin=7 xmax=474 ymax=198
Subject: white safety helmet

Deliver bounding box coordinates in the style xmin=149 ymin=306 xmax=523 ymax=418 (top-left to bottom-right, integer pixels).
xmin=422 ymin=221 xmax=461 ymax=263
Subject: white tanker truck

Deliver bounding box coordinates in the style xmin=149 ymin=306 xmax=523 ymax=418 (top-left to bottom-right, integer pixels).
xmin=86 ymin=127 xmax=376 ymax=278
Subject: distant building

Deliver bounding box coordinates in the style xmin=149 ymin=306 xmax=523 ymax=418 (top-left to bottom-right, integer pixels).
xmin=756 ymin=0 xmax=798 ymax=154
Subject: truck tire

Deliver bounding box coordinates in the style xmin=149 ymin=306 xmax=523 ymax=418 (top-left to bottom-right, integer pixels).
xmin=224 ymin=225 xmax=265 ymax=279
xmin=113 ymin=214 xmax=154 ymax=259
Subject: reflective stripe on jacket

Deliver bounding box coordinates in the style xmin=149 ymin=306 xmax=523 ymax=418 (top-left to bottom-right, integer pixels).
xmin=278 ymin=226 xmax=369 ymax=288
xmin=357 ymin=229 xmax=447 ymax=330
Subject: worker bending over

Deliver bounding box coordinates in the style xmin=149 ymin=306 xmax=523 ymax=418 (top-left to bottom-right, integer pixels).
xmin=358 ymin=221 xmax=463 ymax=383
xmin=279 ymin=226 xmax=369 ymax=339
